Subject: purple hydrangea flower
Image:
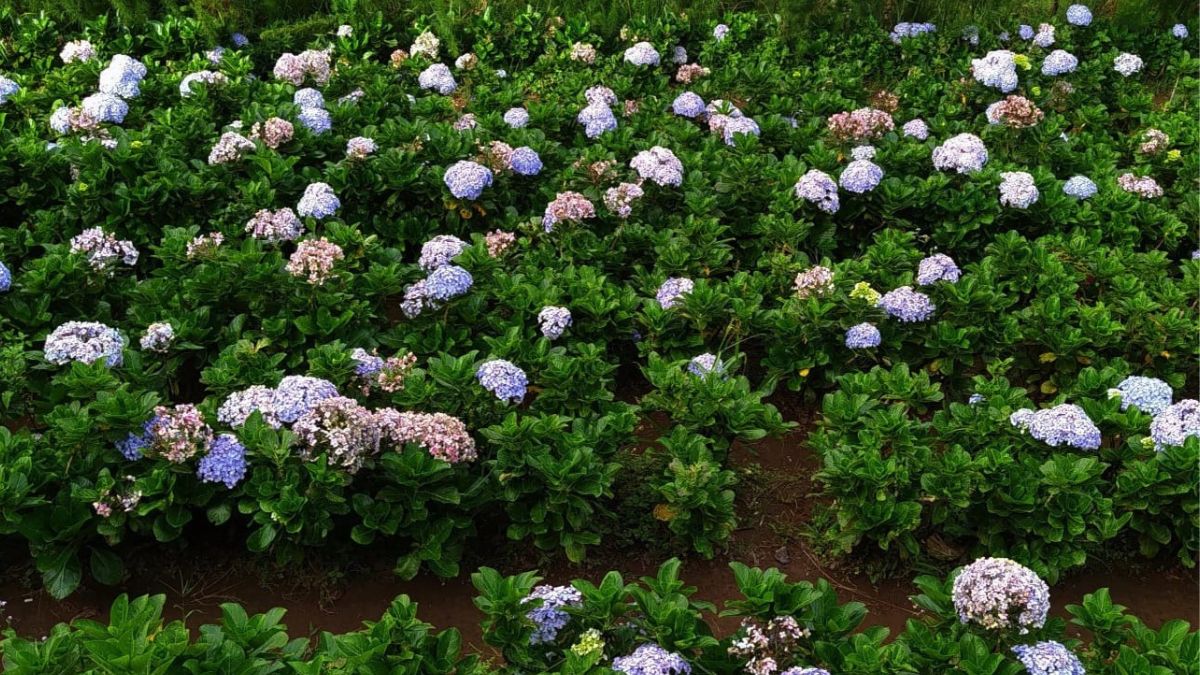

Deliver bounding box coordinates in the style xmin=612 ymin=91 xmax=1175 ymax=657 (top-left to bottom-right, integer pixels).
xmin=509 ymin=146 xmax=542 ymax=175
xmin=44 ymin=321 xmax=124 ymax=366
xmin=81 ymin=93 xmax=129 ymax=124
xmin=1033 ymin=23 xmax=1056 ymax=48
xmin=522 ymin=585 xmax=582 ymax=644
xmin=140 ymin=322 xmax=175 ymax=353
xmin=0 ymin=261 xmax=11 ymax=292
xmin=781 ymin=670 xmax=830 ymax=675
xmin=1010 ymin=404 xmax=1102 ymax=450
xmin=1012 ymin=641 xmax=1085 ymax=675
xmin=630 ymin=146 xmax=684 ymax=187
xmin=476 ymin=359 xmax=528 ymax=403
xmin=293 ymin=88 xmax=325 ymax=109
xmin=1112 ymin=376 xmax=1173 ymax=415
xmin=969 ymin=393 xmax=986 ymax=405
xmin=1042 ymin=49 xmax=1078 ymax=76
xmin=877 ymin=286 xmax=935 ymax=322
xmin=851 ymin=145 xmax=876 ymax=161
xmin=971 ymin=50 xmax=1018 ymax=92
xmin=98 ymin=54 xmax=146 ymax=99
xmin=424 ymin=265 xmax=473 ymax=301
xmin=952 ymin=557 xmax=1050 ymax=633
xmin=503 ymin=107 xmax=529 ymax=128
xmin=794 ymin=170 xmax=840 ymax=213
xmin=624 ymin=42 xmax=661 ymax=66
xmin=999 ymin=171 xmax=1039 ymax=208
xmin=1062 ymin=175 xmax=1097 ymax=199
xmin=722 ymin=116 xmax=760 ymax=145
xmin=916 ymin=254 xmax=961 ymax=285
xmin=419 ymin=235 xmax=469 ymax=272
xmin=902 ymin=118 xmax=929 ymax=140
xmin=297 ymin=106 xmax=332 ymax=134
xmin=890 ymin=22 xmax=936 ymax=43
xmin=117 ymin=421 xmax=153 ymax=460
xmin=444 ymin=160 xmax=494 ymax=199
xmin=1019 ymin=25 xmax=1035 ymax=40
xmin=418 ymin=63 xmax=457 ymax=94
xmin=687 ymin=353 xmax=726 ymax=377
xmin=346 ymin=136 xmax=377 ymax=159
xmin=1066 ymin=5 xmax=1092 ymax=26
xmin=271 ymin=375 xmax=339 ymax=424
xmin=1172 ymin=24 xmax=1189 ymax=39
xmin=845 ymin=323 xmax=881 ymax=349
xmin=218 ymin=386 xmax=280 ymax=428
xmin=1149 ymin=399 xmax=1200 ymax=450
xmin=577 ymin=102 xmax=618 ymax=138
xmin=714 ymin=24 xmax=729 ymax=40
xmin=296 ymin=182 xmax=340 ymax=219
xmin=352 ymin=348 xmax=385 ymax=377
xmin=612 ymin=644 xmax=691 ymax=675
xmin=232 ymin=32 xmax=249 ymax=47
xmin=672 ymin=92 xmax=706 ymax=118
xmin=197 ymin=434 xmax=248 ymax=488
xmin=537 ymin=306 xmax=572 ymax=339
xmin=839 ymin=159 xmax=884 ymax=193
xmin=933 ymin=134 xmax=988 ymax=173
xmin=657 ymin=277 xmax=694 ymax=309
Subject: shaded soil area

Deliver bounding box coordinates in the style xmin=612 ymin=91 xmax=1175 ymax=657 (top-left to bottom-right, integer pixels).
xmin=2 ymin=400 xmax=1197 ymax=658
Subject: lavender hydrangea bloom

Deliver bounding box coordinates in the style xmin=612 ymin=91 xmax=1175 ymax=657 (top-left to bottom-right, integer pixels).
xmin=425 ymin=265 xmax=473 ymax=301
xmin=293 ymin=88 xmax=325 ymax=109
xmin=140 ymin=322 xmax=175 ymax=353
xmin=889 ymin=22 xmax=937 ymax=43
xmin=952 ymin=557 xmax=1050 ymax=633
xmin=179 ymin=70 xmax=227 ymax=97
xmin=538 ymin=306 xmax=572 ymax=339
xmin=509 ymin=146 xmax=543 ymax=175
xmin=1042 ymin=50 xmax=1079 ymax=76
xmin=577 ymin=102 xmax=618 ymax=138
xmin=687 ymin=353 xmax=726 ymax=377
xmin=117 ymin=423 xmax=152 ymax=460
xmin=1112 ymin=376 xmax=1173 ymax=415
xmin=794 ymin=170 xmax=840 ymax=213
xmin=839 ymin=159 xmax=884 ymax=193
xmin=81 ymin=93 xmax=129 ymax=124
xmin=444 ymin=160 xmax=494 ymax=199
xmin=1012 ymin=641 xmax=1085 ymax=675
xmin=197 ymin=434 xmax=248 ymax=488
xmin=878 ymin=286 xmax=935 ymax=322
xmin=232 ymin=32 xmax=249 ymax=47
xmin=296 ymin=182 xmax=340 ymax=219
xmin=1113 ymin=53 xmax=1144 ymax=77
xmin=1172 ymin=24 xmax=1189 ymax=39
xmin=999 ymin=171 xmax=1039 ymax=208
xmin=1066 ymin=4 xmax=1092 ymax=26
xmin=657 ymin=277 xmax=694 ymax=309
xmin=612 ymin=644 xmax=691 ymax=675
xmin=845 ymin=323 xmax=881 ymax=349
xmin=98 ymin=54 xmax=147 ymax=98
xmin=0 ymin=261 xmax=11 ymax=292
xmin=916 ymin=254 xmax=961 ymax=285
xmin=972 ymin=50 xmax=1019 ymax=92
xmin=902 ymin=119 xmax=929 ymax=140
xmin=1149 ymin=400 xmax=1200 ymax=450
xmin=418 ymin=63 xmax=457 ymax=94
xmin=781 ymin=670 xmax=830 ymax=675
xmin=969 ymin=393 xmax=986 ymax=405
xmin=503 ymin=107 xmax=530 ymax=128
xmin=345 ymin=136 xmax=377 ymax=159
xmin=522 ymin=585 xmax=582 ymax=644
xmin=933 ymin=134 xmax=988 ymax=173
xmin=851 ymin=145 xmax=876 ymax=161
xmin=714 ymin=24 xmax=729 ymax=40
xmin=297 ymin=107 xmax=332 ymax=134
xmin=419 ymin=235 xmax=468 ymax=272
xmin=672 ymin=92 xmax=706 ymax=118
xmin=352 ymin=348 xmax=385 ymax=377
xmin=1062 ymin=175 xmax=1097 ymax=199
xmin=271 ymin=375 xmax=339 ymax=424
xmin=624 ymin=42 xmax=661 ymax=66
xmin=722 ymin=116 xmax=760 ymax=145
xmin=218 ymin=386 xmax=279 ymax=428
xmin=1019 ymin=25 xmax=1035 ymax=40
xmin=1033 ymin=23 xmax=1056 ymax=48
xmin=44 ymin=321 xmax=124 ymax=366
xmin=1010 ymin=404 xmax=1102 ymax=450
xmin=630 ymin=146 xmax=684 ymax=186
xmin=476 ymin=359 xmax=528 ymax=403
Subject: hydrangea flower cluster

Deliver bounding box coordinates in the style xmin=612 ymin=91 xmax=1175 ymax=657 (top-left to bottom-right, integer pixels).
xmin=839 ymin=159 xmax=884 ymax=193
xmin=272 ymin=49 xmax=331 ymax=86
xmin=207 ymin=131 xmax=255 ymax=165
xmin=578 ymin=99 xmax=618 ymax=138
xmin=144 ymin=404 xmax=213 ymax=463
xmin=1042 ymin=50 xmax=1078 ymax=76
xmin=0 ymin=261 xmax=11 ymax=292
xmin=444 ymin=160 xmax=494 ymax=200
xmin=453 ymin=113 xmax=477 ymax=131
xmin=542 ymin=191 xmax=596 ymax=232
xmin=851 ymin=145 xmax=876 ymax=161
xmin=297 ymin=106 xmax=332 ymax=134
xmin=1138 ymin=129 xmax=1170 ymax=155
xmin=986 ymin=95 xmax=1044 ymax=128
xmin=410 ymin=31 xmax=441 ymax=59
xmin=570 ymin=42 xmax=597 ymax=63
xmin=721 ymin=116 xmax=760 ymax=146
xmin=196 ymin=434 xmax=248 ymax=488
xmin=376 ymin=409 xmax=477 ymax=463
xmin=1111 ymin=376 xmax=1173 ymax=415
xmin=180 ymin=70 xmax=228 ymax=97
xmin=1066 ymin=4 xmax=1092 ymax=26
xmin=794 ymin=170 xmax=840 ymax=213
xmin=218 ymin=385 xmax=281 ymax=428
xmin=419 ymin=235 xmax=469 ymax=272
xmin=99 ymin=54 xmax=147 ymax=98
xmin=1113 ymin=52 xmax=1143 ymax=77
xmin=630 ymin=146 xmax=684 ymax=186
xmin=418 ymin=63 xmax=457 ymax=94
xmin=657 ymin=277 xmax=694 ymax=309
xmin=286 ymin=238 xmax=344 ymax=285
xmin=1062 ymin=175 xmax=1097 ymax=199
xmin=714 ymin=24 xmax=729 ymax=40
xmin=952 ymin=557 xmax=1050 ymax=633
xmin=728 ymin=615 xmax=810 ymax=675
xmin=455 ymin=53 xmax=478 ymax=70
xmin=476 ymin=359 xmax=528 ymax=403
xmin=605 ymin=182 xmax=645 ymax=218
xmin=486 ymin=230 xmax=516 ymax=257
xmin=538 ymin=306 xmax=572 ymax=339
xmin=878 ymin=286 xmax=935 ymax=322
xmin=345 ymin=136 xmax=377 ymax=159
xmin=352 ymin=349 xmax=417 ymax=394
xmin=687 ymin=353 xmax=726 ymax=377
xmin=297 ymin=182 xmax=341 ymax=218
xmin=1149 ymin=399 xmax=1200 ymax=450
xmin=889 ymin=22 xmax=936 ymax=43
xmin=1116 ymin=173 xmax=1162 ymax=199
xmin=999 ymin=171 xmax=1039 ymax=208
xmin=140 ymin=322 xmax=175 ymax=353
xmin=794 ymin=265 xmax=834 ymax=298
xmin=826 ymin=107 xmax=894 ymax=142
xmin=932 ymin=133 xmax=988 ymax=173
xmin=845 ymin=323 xmax=882 ymax=349
xmin=851 ymin=282 xmax=880 ymax=305
xmin=60 ymin=39 xmax=96 ymax=63
xmin=1032 ymin=23 xmax=1056 ymax=48
xmin=44 ymin=321 xmax=124 ymax=367
xmin=624 ymin=42 xmax=661 ymax=66
xmin=294 ymin=396 xmax=380 ymax=473
xmin=81 ymin=92 xmax=128 ymax=123
xmin=70 ymin=227 xmax=138 ymax=272
xmin=672 ymin=91 xmax=706 ymax=118
xmin=1012 ymin=641 xmax=1086 ymax=675
xmin=972 ymin=50 xmax=1019 ymax=92
xmin=1172 ymin=24 xmax=1189 ymax=39
xmin=1009 ymin=404 xmax=1102 ymax=450
xmin=916 ymin=254 xmax=961 ymax=285
xmin=250 ymin=117 xmax=294 ymax=148
xmin=613 ymin=644 xmax=691 ymax=675
xmin=246 ymin=208 xmax=303 ymax=242
xmin=425 ymin=265 xmax=474 ymax=301
xmin=509 ymin=146 xmax=543 ymax=176
xmin=504 ymin=107 xmax=530 ymax=128
xmin=522 ymin=584 xmax=583 ymax=644
xmin=676 ymin=63 xmax=710 ymax=84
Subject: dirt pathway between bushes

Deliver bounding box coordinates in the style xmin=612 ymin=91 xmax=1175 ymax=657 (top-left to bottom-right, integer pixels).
xmin=2 ymin=412 xmax=1197 ymax=658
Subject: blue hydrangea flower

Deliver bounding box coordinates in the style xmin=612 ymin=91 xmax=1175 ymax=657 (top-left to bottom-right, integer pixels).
xmin=612 ymin=644 xmax=691 ymax=675
xmin=577 ymin=102 xmax=618 ymax=138
xmin=839 ymin=159 xmax=883 ymax=193
xmin=271 ymin=375 xmax=338 ymax=424
xmin=969 ymin=393 xmax=986 ymax=405
xmin=1149 ymin=399 xmax=1200 ymax=450
xmin=352 ymin=348 xmax=385 ymax=376
xmin=1172 ymin=24 xmax=1189 ymax=39
xmin=722 ymin=116 xmax=760 ymax=145
xmin=444 ymin=160 xmax=494 ymax=199
xmin=98 ymin=54 xmax=147 ymax=99
xmin=1111 ymin=376 xmax=1173 ymax=415
xmin=537 ymin=306 xmax=572 ymax=339
xmin=0 ymin=76 xmax=19 ymax=104
xmin=656 ymin=277 xmax=694 ymax=309
xmin=916 ymin=254 xmax=961 ymax=285
xmin=971 ymin=50 xmax=1019 ymax=92
xmin=877 ymin=286 xmax=935 ymax=322
xmin=197 ymin=434 xmax=248 ymax=488
xmin=510 ymin=147 xmax=543 ymax=176
xmin=297 ymin=182 xmax=340 ymax=219
xmin=0 ymin=261 xmax=11 ymax=291
xmin=44 ymin=321 xmax=125 ymax=367
xmin=687 ymin=353 xmax=726 ymax=377
xmin=999 ymin=171 xmax=1039 ymax=208
xmin=1065 ymin=4 xmax=1092 ymax=26
xmin=672 ymin=92 xmax=706 ymax=118
xmin=1062 ymin=175 xmax=1097 ymax=199
xmin=232 ymin=32 xmax=249 ymax=47
xmin=889 ymin=22 xmax=936 ymax=43
xmin=424 ymin=265 xmax=473 ymax=301
xmin=476 ymin=359 xmax=528 ymax=403
xmin=1012 ymin=641 xmax=1085 ymax=675
xmin=1010 ymin=404 xmax=1102 ymax=450
xmin=522 ymin=585 xmax=582 ymax=644
xmin=503 ymin=107 xmax=529 ymax=128
xmin=794 ymin=170 xmax=840 ymax=213
xmin=117 ymin=420 xmax=154 ymax=460
xmin=418 ymin=63 xmax=457 ymax=94
xmin=1042 ymin=49 xmax=1078 ymax=76
xmin=932 ymin=133 xmax=988 ymax=174
xmin=81 ymin=92 xmax=129 ymax=124
xmin=297 ymin=106 xmax=332 ymax=134
xmin=845 ymin=323 xmax=882 ymax=348
xmin=1019 ymin=25 xmax=1034 ymax=40
xmin=293 ymin=88 xmax=325 ymax=109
